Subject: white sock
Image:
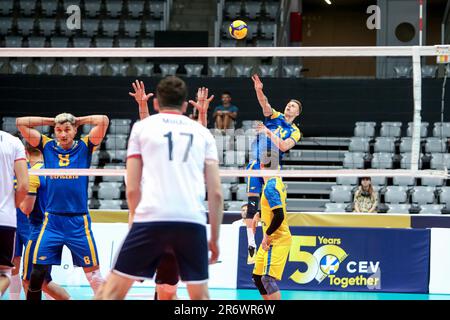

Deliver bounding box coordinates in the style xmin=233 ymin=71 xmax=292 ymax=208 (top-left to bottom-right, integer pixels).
xmin=246 ymin=228 xmax=256 ymax=248
xmin=85 ymin=270 xmax=104 ymax=294
xmin=9 ymin=274 xmax=21 ymax=300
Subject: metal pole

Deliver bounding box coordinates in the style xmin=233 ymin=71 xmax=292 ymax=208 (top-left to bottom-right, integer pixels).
xmin=410 ymin=46 xmax=422 ymax=171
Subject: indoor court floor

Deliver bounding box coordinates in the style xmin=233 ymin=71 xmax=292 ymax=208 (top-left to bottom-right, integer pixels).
xmin=3 ymin=286 xmax=450 ymax=300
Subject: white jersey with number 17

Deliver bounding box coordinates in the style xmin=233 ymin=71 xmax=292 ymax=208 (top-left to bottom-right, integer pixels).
xmin=0 ymin=130 xmax=26 ymax=228
xmin=127 ymin=113 xmax=219 ymax=225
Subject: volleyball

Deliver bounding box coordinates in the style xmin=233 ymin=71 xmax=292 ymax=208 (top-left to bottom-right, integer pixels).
xmin=229 ymin=20 xmax=248 ymax=40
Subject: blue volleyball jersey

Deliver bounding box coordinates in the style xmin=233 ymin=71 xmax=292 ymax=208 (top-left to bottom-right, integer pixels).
xmin=251 ymin=109 xmax=302 ymax=162
xmin=28 ymin=162 xmax=47 ymax=226
xmin=16 ymin=208 xmax=29 ymax=228
xmin=38 ymin=135 xmax=95 ymax=215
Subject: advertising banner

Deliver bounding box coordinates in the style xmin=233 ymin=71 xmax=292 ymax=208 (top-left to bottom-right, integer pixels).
xmin=237 ymin=226 xmax=430 ymax=293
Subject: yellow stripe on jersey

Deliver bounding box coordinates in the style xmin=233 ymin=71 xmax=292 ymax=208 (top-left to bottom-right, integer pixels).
xmin=81 ymin=135 xmax=90 ymax=147
xmin=28 ymin=175 xmax=40 ymax=194
xmin=33 ymin=213 xmax=49 ymax=264
xmin=289 ymin=125 xmax=302 ymax=143
xmin=41 ymin=134 xmax=53 ymax=148
xmin=83 ymin=215 xmax=98 ymax=266
xmin=22 ymin=240 xmax=33 ymax=280
xmin=270 ymin=108 xmax=282 ymax=120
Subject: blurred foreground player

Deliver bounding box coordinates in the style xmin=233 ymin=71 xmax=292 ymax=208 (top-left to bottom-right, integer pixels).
xmin=17 ymin=113 xmax=109 ymax=300
xmin=19 ymin=144 xmax=70 ymax=300
xmin=98 ymin=76 xmax=223 ymax=300
xmin=125 ymin=80 xmax=215 ymax=300
xmin=9 ymin=176 xmax=31 ymax=300
xmin=0 ymin=130 xmax=28 ymax=297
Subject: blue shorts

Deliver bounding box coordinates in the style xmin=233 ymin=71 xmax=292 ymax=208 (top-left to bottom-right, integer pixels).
xmin=22 ymin=223 xmax=52 ymax=282
xmin=14 ymin=219 xmax=30 ymax=258
xmin=246 ymin=160 xmax=264 ymax=195
xmin=113 ymin=222 xmax=208 ymax=283
xmin=33 ymin=213 xmax=100 ymax=268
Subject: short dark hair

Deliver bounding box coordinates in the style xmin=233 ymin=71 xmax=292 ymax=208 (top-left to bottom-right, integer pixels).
xmin=290 ymin=99 xmax=303 ymax=114
xmin=222 ymin=91 xmax=231 ymax=96
xmin=156 ymin=76 xmax=188 ymax=110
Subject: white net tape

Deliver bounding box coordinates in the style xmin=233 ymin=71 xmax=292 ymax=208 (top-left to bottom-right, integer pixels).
xmin=30 ymin=168 xmax=449 ymax=179
xmin=0 ymin=46 xmax=445 ymax=57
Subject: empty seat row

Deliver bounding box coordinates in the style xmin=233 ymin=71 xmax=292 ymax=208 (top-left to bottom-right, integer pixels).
xmin=324 ymin=202 xmax=445 ymax=214
xmin=349 ymin=137 xmax=449 ymax=153
xmin=209 ymin=64 xmax=302 ymax=77
xmin=336 ymin=175 xmax=445 ymax=187
xmin=1 ymin=35 xmax=156 ymax=48
xmin=330 ymin=185 xmax=450 ymax=205
xmin=343 ymin=152 xmax=426 ymax=169
xmin=0 ymin=0 xmax=165 ymax=19
xmin=1 ymin=59 xmax=301 ymax=78
xmin=2 ymin=60 xmax=195 ymax=77
xmin=0 ymin=17 xmax=163 ymax=38
xmin=354 ymin=121 xmax=450 ymax=138
xmin=224 ymin=1 xmax=279 ymax=20
xmin=393 ymin=65 xmax=440 ymax=78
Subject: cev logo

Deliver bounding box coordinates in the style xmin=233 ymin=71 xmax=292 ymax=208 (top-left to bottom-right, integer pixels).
xmin=288 ymin=235 xmax=348 ymax=284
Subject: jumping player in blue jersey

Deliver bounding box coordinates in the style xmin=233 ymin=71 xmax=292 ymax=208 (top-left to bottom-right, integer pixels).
xmin=17 ymin=113 xmax=109 ymax=300
xmin=19 ymin=144 xmax=70 ymax=300
xmin=245 ymin=74 xmax=302 ymax=263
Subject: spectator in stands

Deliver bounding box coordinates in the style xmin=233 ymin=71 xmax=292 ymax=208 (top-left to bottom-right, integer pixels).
xmin=213 ymin=92 xmax=239 ymax=130
xmin=232 ymin=204 xmax=248 ymax=226
xmin=353 ymin=177 xmax=378 ymax=213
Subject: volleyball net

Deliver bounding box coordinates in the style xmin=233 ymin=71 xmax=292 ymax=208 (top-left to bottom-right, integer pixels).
xmin=1 ymin=45 xmax=450 ymax=213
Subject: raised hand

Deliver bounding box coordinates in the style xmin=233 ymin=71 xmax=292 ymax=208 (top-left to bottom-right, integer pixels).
xmin=189 ymin=87 xmax=214 ymax=114
xmin=252 ymin=74 xmax=263 ymax=91
xmin=129 ymin=80 xmax=154 ymax=105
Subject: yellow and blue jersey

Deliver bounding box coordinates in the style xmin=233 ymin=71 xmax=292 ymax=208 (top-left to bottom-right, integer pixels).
xmin=38 ymin=134 xmax=95 ymax=215
xmin=14 ymin=169 xmax=30 ymax=227
xmin=260 ymin=177 xmax=291 ymax=246
xmin=251 ymin=108 xmax=302 ymax=163
xmin=28 ymin=162 xmax=47 ymax=226
xmin=14 ymin=166 xmax=31 ymax=257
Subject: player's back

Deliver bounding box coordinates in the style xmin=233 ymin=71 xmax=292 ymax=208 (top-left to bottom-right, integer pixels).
xmin=0 ymin=130 xmax=26 ymax=228
xmin=128 ymin=113 xmax=218 ymax=225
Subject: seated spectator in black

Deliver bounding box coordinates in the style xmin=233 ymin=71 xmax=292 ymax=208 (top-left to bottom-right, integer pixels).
xmin=353 ymin=177 xmax=378 ymax=213
xmin=213 ymin=91 xmax=239 ymax=130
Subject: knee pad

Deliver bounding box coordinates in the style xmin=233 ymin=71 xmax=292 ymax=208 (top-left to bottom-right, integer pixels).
xmin=252 ymin=274 xmax=267 ymax=295
xmin=29 ymin=264 xmax=49 ymax=291
xmin=261 ymin=275 xmax=279 ymax=295
xmin=0 ymin=268 xmax=12 ymax=280
xmin=246 ymin=197 xmax=260 ymax=219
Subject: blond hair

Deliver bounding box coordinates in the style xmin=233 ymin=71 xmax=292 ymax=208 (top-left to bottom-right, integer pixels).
xmin=55 ymin=113 xmax=76 ymax=125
